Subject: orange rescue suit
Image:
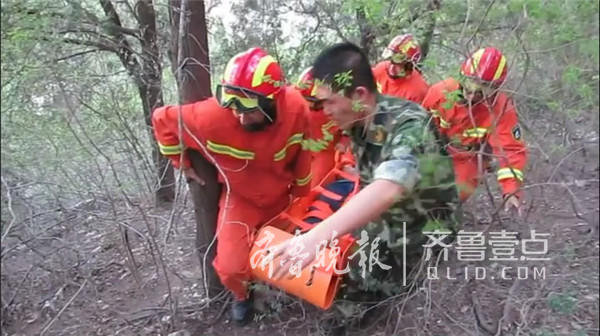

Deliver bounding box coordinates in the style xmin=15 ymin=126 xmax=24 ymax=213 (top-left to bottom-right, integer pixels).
xmin=152 ymin=87 xmax=312 ymax=300
xmin=372 ymin=60 xmax=429 ymax=103
xmin=304 ymin=109 xmax=355 ymax=187
xmin=422 ymin=78 xmax=527 ymax=201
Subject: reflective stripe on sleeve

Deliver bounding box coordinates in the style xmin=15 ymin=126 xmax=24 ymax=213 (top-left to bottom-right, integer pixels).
xmin=295 ymin=172 xmax=312 ymax=186
xmin=207 ymin=140 xmax=255 ymax=160
xmin=274 ymin=133 xmax=304 ymax=161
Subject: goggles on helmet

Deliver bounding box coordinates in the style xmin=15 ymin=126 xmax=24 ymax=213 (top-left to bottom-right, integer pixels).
xmin=460 ymin=76 xmax=497 ymax=95
xmin=390 ymin=52 xmax=409 ymax=65
xmin=216 ymin=84 xmax=273 ymax=113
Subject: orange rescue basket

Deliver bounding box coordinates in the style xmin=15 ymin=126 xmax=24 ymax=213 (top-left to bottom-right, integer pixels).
xmin=249 ymin=152 xmax=358 ymax=309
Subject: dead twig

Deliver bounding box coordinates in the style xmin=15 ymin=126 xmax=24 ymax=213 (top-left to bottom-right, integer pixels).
xmin=494 ymin=278 xmax=524 ymax=336
xmin=39 ymin=279 xmax=88 ymax=336
xmin=469 ymin=280 xmax=497 ymax=335
xmin=1 ymin=176 xmax=18 ymax=244
xmin=3 ymin=265 xmax=35 ymax=312
xmin=431 ymin=299 xmax=479 ymax=336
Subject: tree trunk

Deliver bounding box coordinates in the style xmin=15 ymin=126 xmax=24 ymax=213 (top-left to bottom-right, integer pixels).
xmin=169 ymin=0 xmax=223 ymax=297
xmin=137 ymin=0 xmax=176 ymax=203
xmin=419 ymin=0 xmax=442 ymax=62
xmin=356 ymin=7 xmax=376 ymax=60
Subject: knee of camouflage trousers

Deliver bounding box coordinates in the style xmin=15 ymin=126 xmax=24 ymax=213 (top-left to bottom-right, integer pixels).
xmin=338 ymin=211 xmax=461 ymax=301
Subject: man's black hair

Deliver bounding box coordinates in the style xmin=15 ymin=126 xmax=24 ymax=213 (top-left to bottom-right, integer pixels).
xmin=312 ymin=42 xmax=377 ymax=96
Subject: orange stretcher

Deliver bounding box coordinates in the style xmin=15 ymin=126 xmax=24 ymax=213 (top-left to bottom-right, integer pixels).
xmin=249 ymin=153 xmax=359 ymax=309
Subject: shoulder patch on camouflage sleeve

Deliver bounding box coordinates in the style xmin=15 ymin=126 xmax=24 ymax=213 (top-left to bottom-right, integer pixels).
xmin=367 ymin=125 xmax=388 ymax=145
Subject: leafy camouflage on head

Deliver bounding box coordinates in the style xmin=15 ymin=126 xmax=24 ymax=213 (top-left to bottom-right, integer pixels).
xmin=351 ymin=99 xmax=364 ymax=113
xmin=314 ymin=69 xmax=356 ymax=97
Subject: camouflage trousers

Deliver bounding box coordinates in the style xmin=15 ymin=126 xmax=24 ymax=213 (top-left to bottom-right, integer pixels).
xmin=338 ymin=209 xmax=461 ymax=302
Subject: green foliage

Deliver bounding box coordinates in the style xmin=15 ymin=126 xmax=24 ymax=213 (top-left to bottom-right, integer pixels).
xmin=442 ymin=90 xmax=462 ymax=110
xmin=547 ymin=291 xmax=577 ymax=315
xmin=532 ymin=330 xmax=558 ymax=336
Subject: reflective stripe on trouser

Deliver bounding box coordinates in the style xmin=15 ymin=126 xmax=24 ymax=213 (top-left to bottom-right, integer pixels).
xmin=212 ymin=192 xmax=289 ymax=301
xmin=497 ymin=167 xmax=523 ymax=182
xmin=159 ymin=143 xmax=182 ymax=155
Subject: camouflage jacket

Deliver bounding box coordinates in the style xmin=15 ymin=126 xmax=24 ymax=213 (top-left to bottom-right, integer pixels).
xmin=348 ymin=94 xmax=459 ymax=252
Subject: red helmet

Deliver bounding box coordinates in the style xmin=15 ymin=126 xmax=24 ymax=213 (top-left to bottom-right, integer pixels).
xmin=460 ymin=47 xmax=507 ymax=86
xmin=382 ymin=34 xmax=422 ymax=64
xmin=295 ymin=67 xmax=318 ymax=100
xmin=222 ymin=47 xmax=284 ymax=98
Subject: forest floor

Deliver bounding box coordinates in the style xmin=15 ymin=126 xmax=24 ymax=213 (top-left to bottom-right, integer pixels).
xmin=2 ymin=104 xmax=599 ymax=336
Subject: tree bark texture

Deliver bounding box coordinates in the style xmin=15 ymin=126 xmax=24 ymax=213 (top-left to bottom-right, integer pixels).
xmin=97 ymin=0 xmax=175 ymax=203
xmin=169 ymin=0 xmax=223 ymax=297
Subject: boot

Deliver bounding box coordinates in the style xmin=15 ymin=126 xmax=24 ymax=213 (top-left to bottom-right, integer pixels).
xmin=231 ymin=292 xmax=253 ymax=326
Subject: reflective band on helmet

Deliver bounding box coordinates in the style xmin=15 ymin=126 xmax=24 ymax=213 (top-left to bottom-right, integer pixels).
xmin=462 ymin=127 xmax=488 ymax=138
xmin=296 ymin=172 xmax=312 ymax=186
xmin=252 ymin=55 xmax=277 ymax=88
xmin=159 ymin=143 xmax=183 ymax=155
xmin=274 ymin=133 xmax=304 ymax=161
xmin=310 ymin=83 xmax=318 ymax=97
xmin=497 ymin=167 xmax=524 ymax=182
xmin=400 ymin=39 xmax=416 ymax=53
xmin=223 ymin=51 xmax=245 ymax=83
xmin=493 ymin=55 xmax=507 ymax=81
xmin=469 ymin=48 xmax=485 ymax=75
xmin=207 ymin=140 xmax=255 ymax=160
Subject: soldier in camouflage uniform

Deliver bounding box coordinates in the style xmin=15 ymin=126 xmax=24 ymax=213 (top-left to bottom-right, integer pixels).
xmin=343 ymin=93 xmax=459 ymax=298
xmin=269 ymin=42 xmax=459 ymax=299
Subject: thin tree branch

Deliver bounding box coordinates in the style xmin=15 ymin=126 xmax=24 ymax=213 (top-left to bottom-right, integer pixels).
xmin=61 ymin=37 xmax=118 ymax=52
xmin=39 ymin=279 xmax=88 ymax=336
xmin=54 ymin=49 xmax=102 ymax=62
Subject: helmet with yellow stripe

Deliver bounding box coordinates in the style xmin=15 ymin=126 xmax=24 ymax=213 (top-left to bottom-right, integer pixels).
xmin=222 ymin=47 xmax=283 ymax=98
xmin=216 ymin=47 xmax=283 ymax=128
xmin=460 ymin=47 xmax=507 ymax=87
xmin=295 ymin=67 xmax=316 ymax=100
xmin=382 ymin=34 xmax=422 ymax=65
xmin=294 ymin=67 xmax=324 ymax=110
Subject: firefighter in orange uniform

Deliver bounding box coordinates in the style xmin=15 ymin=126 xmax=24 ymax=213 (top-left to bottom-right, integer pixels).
xmin=422 ymin=47 xmax=527 ymax=214
xmin=372 ymin=34 xmax=429 ymax=103
xmin=152 ymin=47 xmax=312 ymax=325
xmin=294 ymin=67 xmax=355 ymax=186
